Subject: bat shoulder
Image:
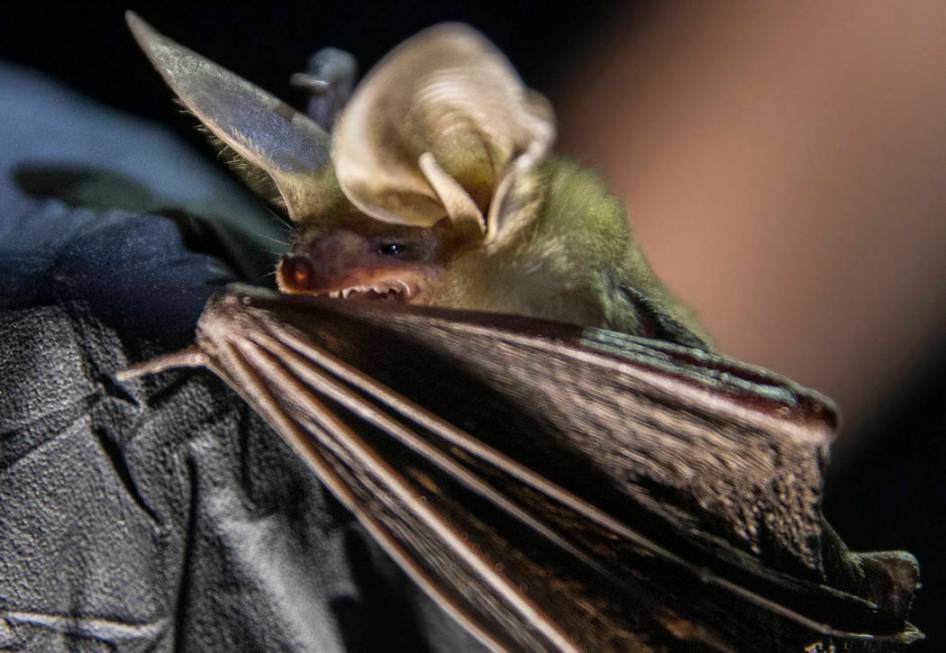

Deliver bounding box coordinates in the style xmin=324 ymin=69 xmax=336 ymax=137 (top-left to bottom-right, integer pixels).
xmin=534 ymin=158 xmax=711 ymax=342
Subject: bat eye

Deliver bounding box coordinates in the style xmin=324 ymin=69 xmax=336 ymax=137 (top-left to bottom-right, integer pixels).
xmin=377 ymin=242 xmax=406 ymax=256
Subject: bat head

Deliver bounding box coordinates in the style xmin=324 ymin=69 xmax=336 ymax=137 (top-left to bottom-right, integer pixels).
xmin=128 ymin=14 xmax=554 ymax=306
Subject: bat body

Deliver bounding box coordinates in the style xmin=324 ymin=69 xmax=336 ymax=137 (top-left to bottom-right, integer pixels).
xmin=127 ymin=15 xmax=708 ymax=348
xmin=123 ymin=15 xmax=921 ymax=651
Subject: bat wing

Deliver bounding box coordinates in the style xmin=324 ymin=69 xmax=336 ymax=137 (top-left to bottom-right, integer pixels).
xmin=121 ymin=288 xmax=921 ymax=652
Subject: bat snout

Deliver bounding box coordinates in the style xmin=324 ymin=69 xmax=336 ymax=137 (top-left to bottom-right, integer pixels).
xmin=278 ymin=255 xmax=316 ymax=292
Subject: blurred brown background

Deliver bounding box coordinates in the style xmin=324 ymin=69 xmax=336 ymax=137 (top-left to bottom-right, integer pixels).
xmin=553 ymin=9 xmax=946 ymax=631
xmin=558 ymin=0 xmax=946 ymax=437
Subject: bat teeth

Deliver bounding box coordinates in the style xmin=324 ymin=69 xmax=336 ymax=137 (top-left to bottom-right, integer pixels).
xmin=325 ymin=282 xmax=412 ymax=302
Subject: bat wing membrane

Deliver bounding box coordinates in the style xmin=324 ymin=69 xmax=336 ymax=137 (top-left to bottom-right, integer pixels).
xmin=128 ymin=289 xmax=920 ymax=651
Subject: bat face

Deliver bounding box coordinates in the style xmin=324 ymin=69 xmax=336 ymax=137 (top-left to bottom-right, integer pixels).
xmin=277 ymin=215 xmax=456 ymax=304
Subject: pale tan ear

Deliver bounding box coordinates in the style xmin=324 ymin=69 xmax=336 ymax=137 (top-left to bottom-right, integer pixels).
xmin=333 ymin=23 xmax=555 ymax=233
xmin=127 ymin=12 xmax=333 ymax=221
xmin=484 ymin=139 xmax=549 ymax=246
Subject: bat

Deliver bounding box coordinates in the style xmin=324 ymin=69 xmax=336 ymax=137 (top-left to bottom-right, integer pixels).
xmin=120 ymin=287 xmax=921 ymax=651
xmin=125 ymin=13 xmax=708 ymax=348
xmin=122 ymin=14 xmax=922 ymax=651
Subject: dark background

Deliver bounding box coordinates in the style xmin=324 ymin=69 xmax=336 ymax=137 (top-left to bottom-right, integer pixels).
xmin=0 ymin=1 xmax=644 ymax=148
xmin=2 ymin=1 xmax=942 ymax=649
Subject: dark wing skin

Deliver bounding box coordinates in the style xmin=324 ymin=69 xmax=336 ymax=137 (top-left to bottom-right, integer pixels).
xmin=120 ymin=288 xmax=921 ymax=652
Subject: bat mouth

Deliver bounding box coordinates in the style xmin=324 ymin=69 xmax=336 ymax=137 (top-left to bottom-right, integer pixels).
xmin=277 ymin=256 xmax=431 ymax=303
xmin=319 ymin=281 xmax=416 ymax=302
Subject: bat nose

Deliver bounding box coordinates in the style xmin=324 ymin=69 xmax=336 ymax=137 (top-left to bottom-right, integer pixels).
xmin=279 ymin=255 xmax=315 ymax=291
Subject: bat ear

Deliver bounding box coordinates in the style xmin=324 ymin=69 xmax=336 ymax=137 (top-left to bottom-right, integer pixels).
xmin=127 ymin=12 xmax=333 ymax=222
xmin=333 ymin=23 xmax=555 ymax=236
